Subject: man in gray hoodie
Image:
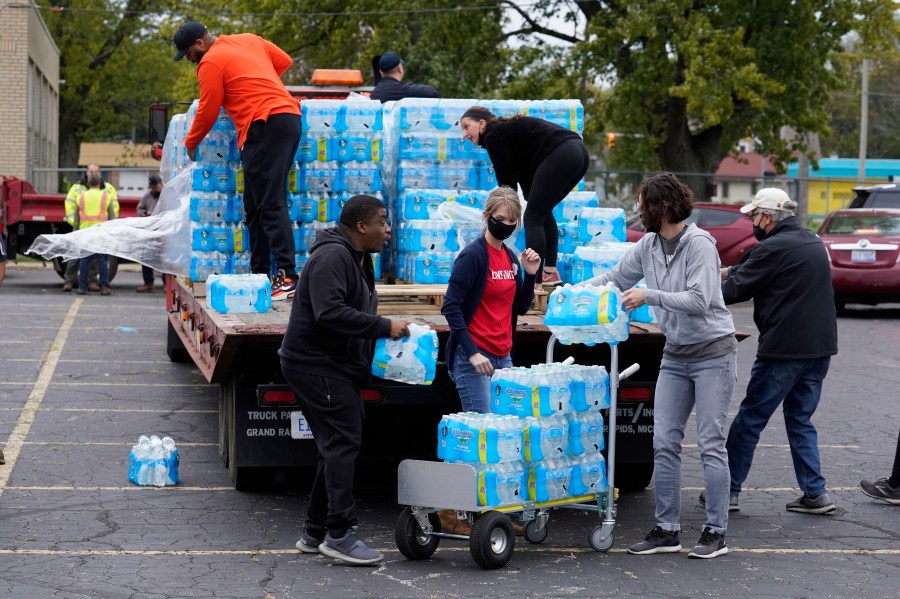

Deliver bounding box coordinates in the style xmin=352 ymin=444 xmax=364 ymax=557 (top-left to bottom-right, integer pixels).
xmin=589 ymin=173 xmax=736 ymax=559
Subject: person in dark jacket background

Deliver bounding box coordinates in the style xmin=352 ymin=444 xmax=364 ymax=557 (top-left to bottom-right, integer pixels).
xmin=459 ymin=107 xmax=589 ymax=288
xmin=720 ymin=187 xmax=839 ymax=515
xmin=279 ymin=194 xmax=409 ymax=566
xmin=369 ymin=52 xmax=439 ymax=102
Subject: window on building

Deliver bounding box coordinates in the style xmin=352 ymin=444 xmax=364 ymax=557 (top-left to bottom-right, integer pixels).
xmin=721 ymin=182 xmax=729 ymax=199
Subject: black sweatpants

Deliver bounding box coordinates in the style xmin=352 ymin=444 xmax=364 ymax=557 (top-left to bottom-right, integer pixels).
xmin=891 ymin=429 xmax=900 ymax=487
xmin=524 ymin=138 xmax=590 ymax=279
xmin=240 ymin=113 xmax=301 ymax=275
xmin=282 ymin=364 xmax=365 ymax=538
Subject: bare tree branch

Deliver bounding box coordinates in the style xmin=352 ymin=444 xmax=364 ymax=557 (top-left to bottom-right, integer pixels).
xmin=500 ymin=0 xmax=583 ymax=45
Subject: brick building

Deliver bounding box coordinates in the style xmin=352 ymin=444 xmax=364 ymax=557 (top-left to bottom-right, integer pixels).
xmin=0 ymin=1 xmax=59 ymax=191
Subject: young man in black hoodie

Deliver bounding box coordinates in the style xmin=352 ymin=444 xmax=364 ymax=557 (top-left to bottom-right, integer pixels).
xmin=279 ymin=195 xmax=409 ymax=566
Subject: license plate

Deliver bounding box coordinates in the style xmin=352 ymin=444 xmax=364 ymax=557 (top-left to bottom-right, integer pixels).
xmin=290 ymin=411 xmax=314 ymax=439
xmin=851 ymin=250 xmax=876 ymax=263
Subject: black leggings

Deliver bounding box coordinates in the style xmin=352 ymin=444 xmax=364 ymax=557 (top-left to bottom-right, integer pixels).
xmin=524 ymin=138 xmax=589 ymax=278
xmin=891 ymin=429 xmax=900 ymax=487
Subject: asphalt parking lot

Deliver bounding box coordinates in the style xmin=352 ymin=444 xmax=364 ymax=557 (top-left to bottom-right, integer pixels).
xmin=1 ymin=263 xmax=899 ymax=599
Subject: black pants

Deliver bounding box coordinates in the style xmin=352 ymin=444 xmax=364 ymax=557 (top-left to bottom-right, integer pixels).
xmin=891 ymin=429 xmax=900 ymax=487
xmin=282 ymin=364 xmax=365 ymax=538
xmin=240 ymin=113 xmax=301 ymax=275
xmin=524 ymin=138 xmax=590 ymax=279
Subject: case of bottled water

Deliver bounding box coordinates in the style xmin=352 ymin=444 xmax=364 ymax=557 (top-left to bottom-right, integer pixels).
xmin=371 ymin=323 xmax=439 ymax=385
xmin=568 ymin=453 xmax=608 ymax=496
xmin=552 ymin=191 xmax=600 ymax=222
xmin=545 ymin=283 xmax=630 ymax=345
xmin=206 ymin=274 xmax=272 ymax=314
xmin=295 ymin=131 xmax=335 ymax=163
xmin=301 ymin=100 xmax=342 ymax=131
xmin=475 ymin=461 xmax=527 ymax=507
xmin=577 ymin=207 xmax=627 ymax=244
xmin=190 ymin=251 xmax=231 ymax=281
xmin=436 ymin=413 xmax=524 ymax=464
xmin=128 ymin=435 xmax=179 ymax=487
xmin=568 ymin=365 xmax=610 ymax=411
xmin=523 ymin=414 xmax=569 ymax=462
xmin=571 ymin=243 xmax=633 ymax=283
xmin=567 ymin=411 xmax=605 ymax=456
xmin=629 ymin=282 xmax=658 ymax=323
xmin=528 ymin=457 xmax=576 ymax=502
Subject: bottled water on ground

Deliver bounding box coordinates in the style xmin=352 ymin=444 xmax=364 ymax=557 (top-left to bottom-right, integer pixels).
xmin=206 ymin=274 xmax=272 ymax=314
xmin=128 ymin=435 xmax=180 ymax=487
xmin=371 ymin=323 xmax=439 ymax=385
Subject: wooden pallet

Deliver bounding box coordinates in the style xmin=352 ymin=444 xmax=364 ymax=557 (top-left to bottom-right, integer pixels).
xmin=375 ymin=284 xmax=549 ymax=315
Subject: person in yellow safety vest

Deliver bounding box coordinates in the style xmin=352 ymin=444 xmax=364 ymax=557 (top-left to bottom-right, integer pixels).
xmin=63 ymin=164 xmax=118 ymax=292
xmin=72 ymin=170 xmax=119 ymax=296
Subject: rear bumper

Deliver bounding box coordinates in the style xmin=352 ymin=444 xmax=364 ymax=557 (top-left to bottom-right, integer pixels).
xmin=831 ymin=265 xmax=900 ymax=303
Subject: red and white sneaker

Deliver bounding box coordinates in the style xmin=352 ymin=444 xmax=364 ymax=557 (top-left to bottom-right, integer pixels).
xmin=271 ymin=269 xmax=297 ymax=301
xmin=541 ymin=270 xmax=563 ymax=286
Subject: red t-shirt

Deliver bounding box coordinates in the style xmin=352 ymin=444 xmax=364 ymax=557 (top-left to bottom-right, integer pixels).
xmin=468 ymin=244 xmax=516 ymax=357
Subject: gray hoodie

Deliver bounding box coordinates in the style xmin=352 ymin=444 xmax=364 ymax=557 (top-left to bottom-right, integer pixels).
xmin=587 ymin=224 xmax=734 ymax=347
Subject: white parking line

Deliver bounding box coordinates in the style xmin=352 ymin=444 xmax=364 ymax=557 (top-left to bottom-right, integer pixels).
xmin=0 ymin=298 xmax=82 ymax=499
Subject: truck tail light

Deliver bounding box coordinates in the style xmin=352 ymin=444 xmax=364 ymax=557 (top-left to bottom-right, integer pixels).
xmin=619 ymin=386 xmax=652 ymax=401
xmin=259 ymin=388 xmax=295 ymax=404
xmin=360 ymin=389 xmax=383 ymax=402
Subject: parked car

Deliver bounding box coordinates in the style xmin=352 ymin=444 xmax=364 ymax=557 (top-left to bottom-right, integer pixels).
xmin=848 ymin=183 xmax=900 ymax=209
xmin=626 ymin=202 xmax=757 ymax=266
xmin=818 ymin=208 xmax=900 ymax=309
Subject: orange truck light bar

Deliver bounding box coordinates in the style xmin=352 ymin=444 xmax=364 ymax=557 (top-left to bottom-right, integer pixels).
xmin=311 ymin=69 xmax=364 ymax=86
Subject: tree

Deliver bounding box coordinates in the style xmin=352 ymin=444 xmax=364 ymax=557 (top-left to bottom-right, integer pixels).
xmin=503 ymin=0 xmax=900 ymax=200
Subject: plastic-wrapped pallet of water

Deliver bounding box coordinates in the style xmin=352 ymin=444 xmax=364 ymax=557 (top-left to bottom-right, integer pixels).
xmin=206 ymin=274 xmax=272 ymax=314
xmin=398 ymin=221 xmax=457 ymax=253
xmin=523 ymin=414 xmax=569 ymax=462
xmin=371 ymin=323 xmax=439 ymax=385
xmin=577 ymin=207 xmax=627 ymax=244
xmin=475 ymin=461 xmax=527 ymax=507
xmin=301 ymin=100 xmax=342 ymax=131
xmin=396 ymin=251 xmax=454 ymax=284
xmin=437 ymin=413 xmax=524 ymax=464
xmin=128 ymin=435 xmax=179 ymax=487
xmin=544 ymin=283 xmax=630 ymax=345
xmin=571 ymin=242 xmax=634 ymax=283
xmin=567 ymin=411 xmax=605 ymax=456
xmin=522 ymin=99 xmax=584 ymax=132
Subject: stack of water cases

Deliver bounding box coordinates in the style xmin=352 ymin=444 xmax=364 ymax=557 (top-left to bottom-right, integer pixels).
xmin=381 ymin=98 xmax=585 ymax=283
xmin=436 ymin=363 xmax=610 ymax=507
xmin=181 ymin=103 xmax=249 ymax=281
xmin=294 ymin=99 xmax=384 ymax=278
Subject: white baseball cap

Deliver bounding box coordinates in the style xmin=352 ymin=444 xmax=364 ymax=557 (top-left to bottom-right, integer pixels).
xmin=740 ymin=187 xmax=797 ymax=214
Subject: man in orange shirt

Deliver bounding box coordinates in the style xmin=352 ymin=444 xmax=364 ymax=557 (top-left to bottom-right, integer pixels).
xmin=174 ymin=21 xmax=301 ymax=300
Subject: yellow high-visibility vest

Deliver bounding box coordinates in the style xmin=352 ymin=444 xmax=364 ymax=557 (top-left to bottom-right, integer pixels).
xmin=77 ymin=188 xmax=111 ymax=229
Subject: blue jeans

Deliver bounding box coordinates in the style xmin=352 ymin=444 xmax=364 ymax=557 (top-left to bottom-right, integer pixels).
xmin=79 ymin=254 xmax=109 ymax=289
xmin=653 ymin=351 xmax=736 ymax=535
xmin=448 ymin=346 xmax=512 ymax=413
xmin=726 ymin=357 xmax=831 ymax=497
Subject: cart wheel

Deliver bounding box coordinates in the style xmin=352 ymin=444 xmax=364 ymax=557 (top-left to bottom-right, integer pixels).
xmin=589 ymin=526 xmax=614 ymax=552
xmin=395 ymin=507 xmax=441 ymax=561
xmin=523 ymin=519 xmax=548 ymax=544
xmin=469 ymin=511 xmax=515 ymax=570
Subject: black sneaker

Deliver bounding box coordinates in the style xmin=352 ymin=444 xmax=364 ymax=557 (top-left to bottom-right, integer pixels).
xmin=271 ymin=268 xmax=297 ymax=302
xmin=699 ymin=489 xmax=740 ymax=512
xmin=318 ymin=530 xmax=384 ymax=566
xmin=626 ymin=526 xmax=682 ymax=555
xmin=786 ymin=492 xmax=836 ymax=514
xmin=295 ymin=527 xmax=324 ymax=554
xmin=859 ymin=477 xmax=900 ymax=505
xmin=688 ymin=527 xmax=728 ymax=559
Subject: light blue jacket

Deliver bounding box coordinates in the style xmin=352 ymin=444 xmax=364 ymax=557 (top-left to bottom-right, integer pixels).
xmin=588 ymin=224 xmax=734 ymax=346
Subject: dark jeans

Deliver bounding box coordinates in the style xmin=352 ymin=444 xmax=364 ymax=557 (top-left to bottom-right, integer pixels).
xmin=79 ymin=254 xmax=108 ymax=289
xmin=890 ymin=430 xmax=900 ymax=487
xmin=524 ymin=138 xmax=589 ymax=278
xmin=141 ymin=265 xmax=164 ymax=286
xmin=726 ymin=357 xmax=831 ymax=497
xmin=240 ymin=113 xmax=301 ymax=275
xmin=65 ymin=258 xmax=98 ymax=284
xmin=281 ymin=364 xmax=364 ymax=538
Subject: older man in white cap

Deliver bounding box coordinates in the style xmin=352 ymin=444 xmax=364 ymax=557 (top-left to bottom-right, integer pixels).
xmin=712 ymin=188 xmax=838 ymax=515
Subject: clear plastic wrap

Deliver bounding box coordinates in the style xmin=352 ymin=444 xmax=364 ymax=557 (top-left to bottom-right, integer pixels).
xmin=27 ymin=167 xmax=193 ymax=276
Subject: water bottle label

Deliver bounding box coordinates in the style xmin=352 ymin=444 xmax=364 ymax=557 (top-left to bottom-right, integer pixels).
xmin=234 ymin=228 xmax=244 ymax=253
xmin=523 ymin=427 xmax=532 ymax=461
xmin=317 ymin=138 xmax=329 ymax=161
xmin=477 ymin=471 xmax=488 ymax=506
xmin=531 ymin=387 xmax=541 ymax=417
xmin=478 ymin=429 xmax=487 ymax=463
xmin=236 ymin=168 xmax=244 ymax=192
xmin=372 ymin=138 xmax=381 ymax=162
xmin=527 ymin=468 xmax=537 ymax=501
xmin=288 ymin=168 xmax=297 ymax=193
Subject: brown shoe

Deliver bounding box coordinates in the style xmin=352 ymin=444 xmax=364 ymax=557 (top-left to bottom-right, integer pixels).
xmin=62 ymin=281 xmax=74 ymax=292
xmin=0 ymin=449 xmax=5 ymax=465
xmin=88 ymin=281 xmax=101 ymax=292
xmin=512 ymin=521 xmax=524 ymax=536
xmin=437 ymin=509 xmax=471 ymax=536
xmin=136 ymin=284 xmax=155 ymax=293
xmin=100 ymin=286 xmax=111 ymax=296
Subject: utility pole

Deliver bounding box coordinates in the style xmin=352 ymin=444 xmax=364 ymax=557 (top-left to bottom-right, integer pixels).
xmin=858 ymin=57 xmax=869 ymax=184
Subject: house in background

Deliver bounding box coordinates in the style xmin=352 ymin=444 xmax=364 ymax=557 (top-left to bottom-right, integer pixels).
xmin=78 ymin=142 xmax=159 ymax=197
xmin=713 ymin=152 xmax=780 ymax=205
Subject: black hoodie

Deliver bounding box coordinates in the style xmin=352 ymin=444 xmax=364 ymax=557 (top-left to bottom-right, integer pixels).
xmin=278 ymin=227 xmax=392 ymax=387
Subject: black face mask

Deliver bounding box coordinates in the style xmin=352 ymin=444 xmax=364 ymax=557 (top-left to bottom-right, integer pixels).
xmin=150 ymin=190 xmax=161 ymax=198
xmin=487 ymin=216 xmax=516 ymax=241
xmin=753 ymin=225 xmax=767 ymax=241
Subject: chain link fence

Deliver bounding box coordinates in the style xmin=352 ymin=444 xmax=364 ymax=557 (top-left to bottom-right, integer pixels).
xmin=29 ymin=167 xmax=161 ymax=197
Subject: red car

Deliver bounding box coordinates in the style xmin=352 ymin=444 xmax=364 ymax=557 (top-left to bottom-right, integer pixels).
xmin=626 ymin=202 xmax=757 ymax=266
xmin=818 ymin=208 xmax=900 ymax=309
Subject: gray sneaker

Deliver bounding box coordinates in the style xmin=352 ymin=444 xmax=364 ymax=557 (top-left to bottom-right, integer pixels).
xmin=627 ymin=526 xmax=682 ymax=555
xmin=295 ymin=527 xmax=323 ymax=554
xmin=786 ymin=492 xmax=836 ymax=514
xmin=699 ymin=490 xmax=740 ymax=512
xmin=318 ymin=530 xmax=384 ymax=566
xmin=688 ymin=527 xmax=729 ymax=559
xmin=859 ymin=478 xmax=900 ymax=505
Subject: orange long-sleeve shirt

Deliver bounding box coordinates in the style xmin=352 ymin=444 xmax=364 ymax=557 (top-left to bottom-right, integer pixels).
xmin=184 ymin=33 xmax=301 ymax=152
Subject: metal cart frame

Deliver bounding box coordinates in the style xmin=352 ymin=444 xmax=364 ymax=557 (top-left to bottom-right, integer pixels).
xmin=395 ymin=334 xmax=639 ymax=569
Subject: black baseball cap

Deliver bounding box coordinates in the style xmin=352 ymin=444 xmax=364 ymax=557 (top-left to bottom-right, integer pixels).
xmin=149 ymin=175 xmax=163 ymax=186
xmin=378 ymin=52 xmax=402 ymax=72
xmin=173 ymin=21 xmax=207 ymax=61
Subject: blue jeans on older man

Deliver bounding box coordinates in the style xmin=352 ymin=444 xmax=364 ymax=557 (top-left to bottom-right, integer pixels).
xmin=653 ymin=350 xmax=736 ymax=536
xmin=448 ymin=346 xmax=512 ymax=414
xmin=726 ymin=357 xmax=831 ymax=498
xmin=79 ymin=254 xmax=109 ymax=290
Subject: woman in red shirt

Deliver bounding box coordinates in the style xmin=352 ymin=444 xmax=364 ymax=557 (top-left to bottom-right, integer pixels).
xmin=441 ymin=186 xmax=541 ymax=414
